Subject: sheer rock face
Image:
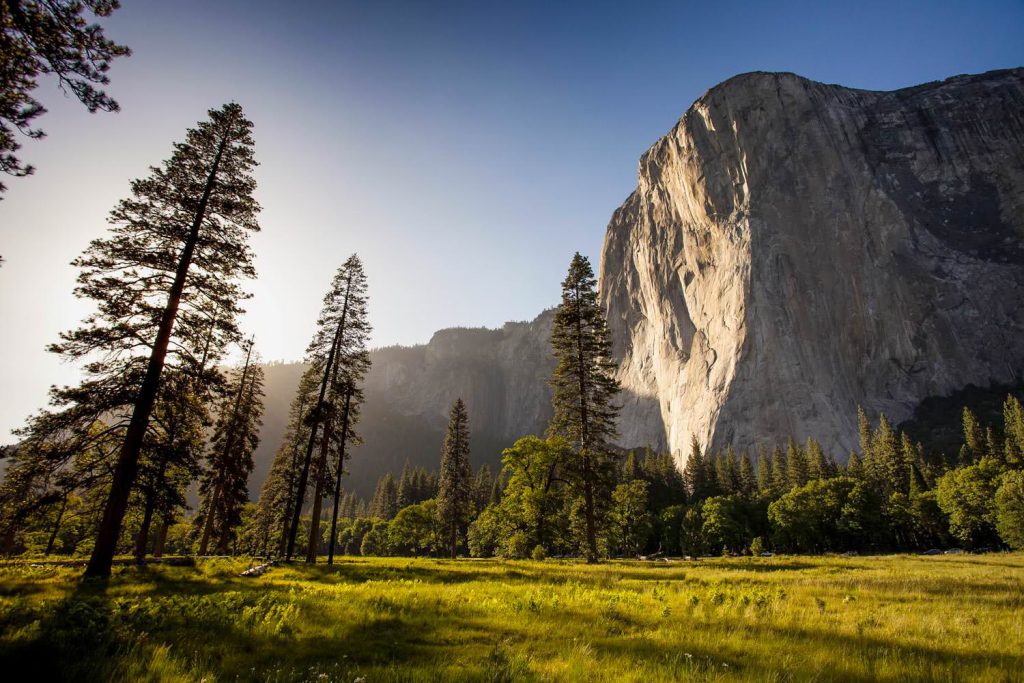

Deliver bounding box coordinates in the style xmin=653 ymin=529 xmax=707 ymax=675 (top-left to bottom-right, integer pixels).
xmin=599 ymin=68 xmax=1024 ymax=465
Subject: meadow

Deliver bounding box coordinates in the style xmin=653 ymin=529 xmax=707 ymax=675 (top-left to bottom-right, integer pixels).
xmin=0 ymin=554 xmax=1021 ymax=682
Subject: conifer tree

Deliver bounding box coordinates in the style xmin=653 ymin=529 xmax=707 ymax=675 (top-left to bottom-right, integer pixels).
xmin=769 ymin=446 xmax=788 ymax=497
xmin=285 ymin=256 xmax=369 ymax=560
xmin=370 ymin=473 xmax=398 ymax=520
xmin=0 ymin=0 xmax=130 ymax=197
xmin=786 ymin=439 xmax=809 ymax=488
xmin=548 ymin=253 xmax=620 ymax=563
xmin=738 ymin=453 xmax=756 ymax=498
xmin=323 ymin=256 xmax=371 ymax=564
xmin=36 ymin=103 xmax=260 ymax=578
xmin=396 ymin=461 xmax=414 ymax=509
xmin=683 ymin=437 xmax=709 ymax=502
xmin=437 ymin=398 xmax=472 ymax=558
xmin=756 ymin=447 xmax=772 ymax=494
xmin=196 ymin=341 xmax=265 ymax=555
xmin=962 ymin=407 xmax=985 ymax=463
xmin=806 ymin=438 xmax=829 ymax=481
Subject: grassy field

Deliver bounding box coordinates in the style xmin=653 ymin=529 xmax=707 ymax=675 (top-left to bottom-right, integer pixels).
xmin=0 ymin=554 xmax=1022 ymax=682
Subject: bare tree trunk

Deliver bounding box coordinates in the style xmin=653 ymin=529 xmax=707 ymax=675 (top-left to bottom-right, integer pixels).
xmin=45 ymin=495 xmax=68 ymax=556
xmin=327 ymin=389 xmax=353 ymax=565
xmin=134 ymin=493 xmax=155 ymax=564
xmin=85 ymin=125 xmax=232 ymax=579
xmin=153 ymin=515 xmax=170 ymax=558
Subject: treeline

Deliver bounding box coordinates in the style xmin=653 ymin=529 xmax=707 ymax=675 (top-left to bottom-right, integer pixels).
xmin=274 ymin=398 xmax=1024 ymax=560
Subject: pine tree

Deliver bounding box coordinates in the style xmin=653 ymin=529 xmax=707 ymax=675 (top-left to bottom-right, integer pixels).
xmin=285 ymin=256 xmax=370 ymax=561
xmin=370 ymin=473 xmax=398 ymax=520
xmin=756 ymin=447 xmax=772 ymax=494
xmin=0 ymin=0 xmax=130 ymax=197
xmin=786 ymin=439 xmax=809 ymax=488
xmin=1004 ymin=396 xmax=1024 ymax=467
xmin=962 ymin=407 xmax=985 ymax=463
xmin=437 ymin=398 xmax=472 ymax=558
xmin=769 ymin=446 xmax=788 ymax=497
xmin=44 ymin=103 xmax=260 ymax=578
xmin=738 ymin=452 xmax=756 ymax=498
xmin=396 ymin=461 xmax=414 ymax=509
xmin=683 ymin=437 xmax=709 ymax=502
xmin=548 ymin=253 xmax=620 ymax=563
xmin=324 ymin=256 xmax=372 ymax=565
xmin=196 ymin=341 xmax=265 ymax=555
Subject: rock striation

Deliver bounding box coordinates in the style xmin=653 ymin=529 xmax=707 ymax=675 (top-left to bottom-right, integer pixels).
xmin=599 ymin=68 xmax=1024 ymax=465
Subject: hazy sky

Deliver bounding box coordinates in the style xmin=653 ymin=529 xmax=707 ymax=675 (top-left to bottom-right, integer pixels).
xmin=1 ymin=0 xmax=1022 ymax=441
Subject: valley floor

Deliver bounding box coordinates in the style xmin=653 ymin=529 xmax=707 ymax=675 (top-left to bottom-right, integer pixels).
xmin=0 ymin=554 xmax=1022 ymax=682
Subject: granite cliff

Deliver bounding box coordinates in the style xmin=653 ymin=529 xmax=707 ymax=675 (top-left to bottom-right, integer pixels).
xmin=600 ymin=68 xmax=1024 ymax=464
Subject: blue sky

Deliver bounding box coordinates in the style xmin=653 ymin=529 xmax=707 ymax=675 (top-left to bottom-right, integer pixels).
xmin=0 ymin=0 xmax=1022 ymax=439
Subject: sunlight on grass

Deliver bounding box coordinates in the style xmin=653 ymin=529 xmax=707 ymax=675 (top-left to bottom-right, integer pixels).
xmin=0 ymin=554 xmax=1021 ymax=681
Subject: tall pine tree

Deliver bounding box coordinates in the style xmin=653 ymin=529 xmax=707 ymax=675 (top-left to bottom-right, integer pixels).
xmin=436 ymin=398 xmax=472 ymax=559
xmin=548 ymin=253 xmax=620 ymax=563
xmin=39 ymin=103 xmax=259 ymax=578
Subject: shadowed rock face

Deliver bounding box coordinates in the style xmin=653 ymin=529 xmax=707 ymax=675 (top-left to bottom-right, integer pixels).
xmin=599 ymin=68 xmax=1024 ymax=465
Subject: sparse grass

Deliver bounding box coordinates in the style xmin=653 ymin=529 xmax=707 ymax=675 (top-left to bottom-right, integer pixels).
xmin=0 ymin=553 xmax=1022 ymax=681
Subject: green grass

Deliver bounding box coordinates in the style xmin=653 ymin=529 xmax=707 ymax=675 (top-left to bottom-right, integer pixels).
xmin=0 ymin=554 xmax=1022 ymax=682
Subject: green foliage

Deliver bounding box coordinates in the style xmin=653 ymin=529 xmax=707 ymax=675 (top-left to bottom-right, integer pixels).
xmin=995 ymin=470 xmax=1024 ymax=550
xmin=389 ymin=499 xmax=441 ymax=556
xmin=608 ymin=480 xmax=652 ymax=556
xmin=936 ymin=458 xmax=1003 ymax=547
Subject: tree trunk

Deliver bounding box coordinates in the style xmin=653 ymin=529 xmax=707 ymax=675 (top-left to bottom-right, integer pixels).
xmin=305 ymin=463 xmax=326 ymax=563
xmin=285 ymin=286 xmax=349 ymax=560
xmin=45 ymin=495 xmax=68 ymax=556
xmin=134 ymin=493 xmax=155 ymax=564
xmin=85 ymin=123 xmax=232 ymax=579
xmin=153 ymin=516 xmax=170 ymax=558
xmin=327 ymin=388 xmax=353 ymax=565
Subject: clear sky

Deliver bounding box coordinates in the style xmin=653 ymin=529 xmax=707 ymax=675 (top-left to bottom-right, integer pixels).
xmin=0 ymin=0 xmax=1022 ymax=441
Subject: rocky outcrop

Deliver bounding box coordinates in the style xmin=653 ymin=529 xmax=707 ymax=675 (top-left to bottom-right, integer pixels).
xmin=599 ymin=68 xmax=1024 ymax=465
xmin=252 ymin=312 xmax=555 ymax=497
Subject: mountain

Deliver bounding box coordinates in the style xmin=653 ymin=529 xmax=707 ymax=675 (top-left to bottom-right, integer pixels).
xmin=252 ymin=311 xmax=556 ymax=498
xmin=600 ymin=68 xmax=1024 ymax=463
xmin=251 ymin=68 xmax=1024 ymax=493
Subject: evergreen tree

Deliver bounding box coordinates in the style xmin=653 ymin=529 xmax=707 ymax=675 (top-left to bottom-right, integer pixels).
xmin=321 ymin=256 xmax=372 ymax=565
xmin=769 ymin=446 xmax=788 ymax=498
xmin=548 ymin=253 xmax=620 ymax=563
xmin=195 ymin=341 xmax=265 ymax=555
xmin=437 ymin=398 xmax=472 ymax=558
xmin=0 ymin=0 xmax=130 ymax=196
xmin=962 ymin=407 xmax=985 ymax=463
xmin=756 ymin=447 xmax=772 ymax=494
xmin=45 ymin=103 xmax=261 ymax=578
xmin=738 ymin=452 xmax=757 ymax=498
xmin=370 ymin=473 xmax=398 ymax=520
xmin=786 ymin=439 xmax=809 ymax=488
xmin=396 ymin=461 xmax=414 ymax=509
xmin=285 ymin=256 xmax=369 ymax=561
xmin=806 ymin=438 xmax=829 ymax=481
xmin=683 ymin=437 xmax=710 ymax=502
